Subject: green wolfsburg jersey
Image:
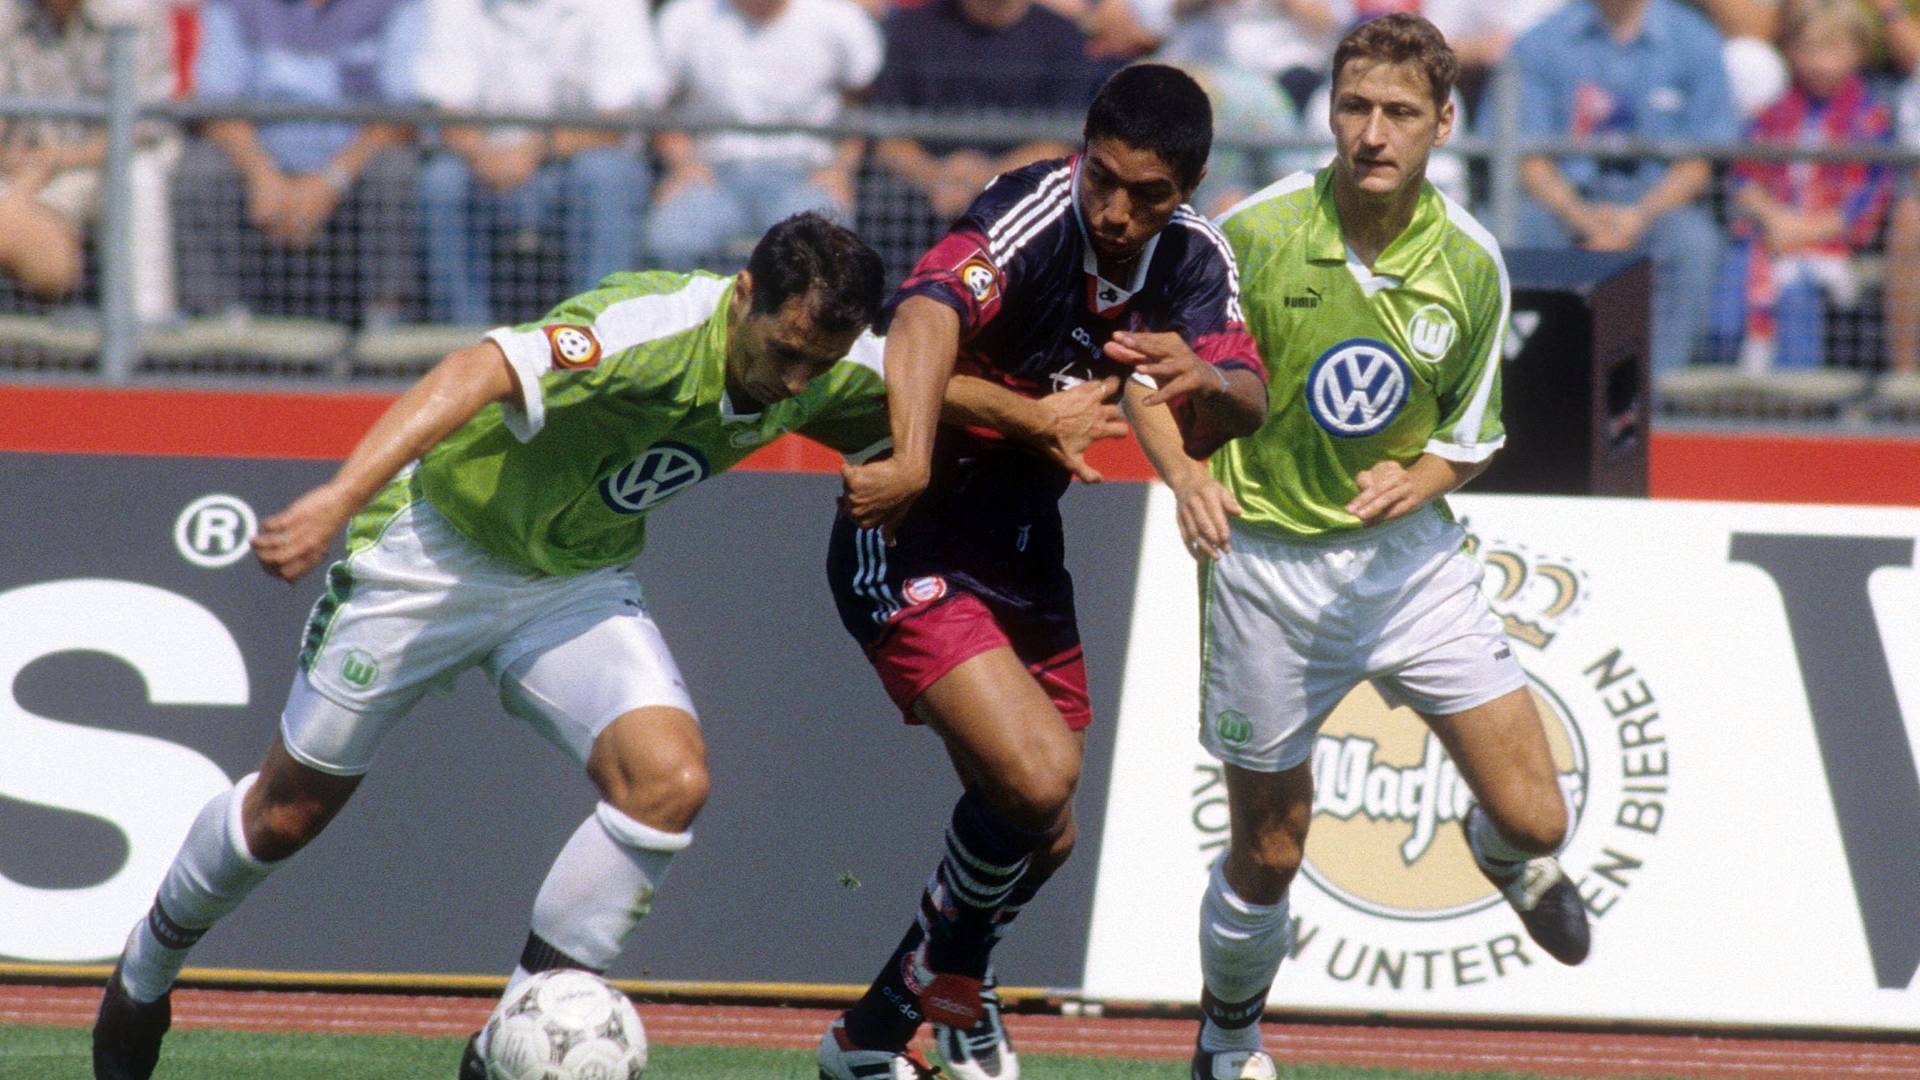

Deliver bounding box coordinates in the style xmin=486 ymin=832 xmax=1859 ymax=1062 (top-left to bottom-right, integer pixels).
xmin=1213 ymin=168 xmax=1509 ymax=538
xmin=413 ymin=271 xmax=890 ymax=576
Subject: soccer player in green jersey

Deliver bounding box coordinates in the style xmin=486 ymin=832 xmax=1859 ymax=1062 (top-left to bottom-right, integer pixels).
xmin=1132 ymin=17 xmax=1591 ymax=1080
xmin=91 ymin=214 xmax=902 ymax=1080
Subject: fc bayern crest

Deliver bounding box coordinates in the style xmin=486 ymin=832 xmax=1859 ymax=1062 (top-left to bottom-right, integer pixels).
xmin=1306 ymin=338 xmax=1411 ymax=438
xmin=903 ymin=576 xmax=947 ymax=605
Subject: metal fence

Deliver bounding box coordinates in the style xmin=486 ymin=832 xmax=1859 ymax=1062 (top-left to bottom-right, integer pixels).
xmin=2 ymin=27 xmax=1917 ymax=429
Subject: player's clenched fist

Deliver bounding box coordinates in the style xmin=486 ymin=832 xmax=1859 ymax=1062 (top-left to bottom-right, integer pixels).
xmin=840 ymin=456 xmax=930 ymax=542
xmin=253 ymin=482 xmax=357 ymax=583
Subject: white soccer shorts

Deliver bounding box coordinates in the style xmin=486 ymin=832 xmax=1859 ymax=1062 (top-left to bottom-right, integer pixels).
xmin=283 ymin=498 xmax=696 ymax=776
xmin=1198 ymin=505 xmax=1527 ymax=772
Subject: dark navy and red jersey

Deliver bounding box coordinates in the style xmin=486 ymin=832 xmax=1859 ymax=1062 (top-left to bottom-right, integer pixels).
xmin=888 ymin=155 xmax=1263 ymax=451
xmin=828 ymin=155 xmax=1263 ymax=721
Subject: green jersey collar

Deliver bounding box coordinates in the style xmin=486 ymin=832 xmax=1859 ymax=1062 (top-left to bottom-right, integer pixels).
xmin=1307 ymin=166 xmax=1447 ymax=279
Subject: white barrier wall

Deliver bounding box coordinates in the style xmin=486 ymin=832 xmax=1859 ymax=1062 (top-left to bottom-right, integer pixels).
xmin=1085 ymin=493 xmax=1920 ymax=1032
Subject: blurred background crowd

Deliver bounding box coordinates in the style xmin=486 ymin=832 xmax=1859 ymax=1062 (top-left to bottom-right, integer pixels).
xmin=3 ymin=0 xmax=1920 ymax=420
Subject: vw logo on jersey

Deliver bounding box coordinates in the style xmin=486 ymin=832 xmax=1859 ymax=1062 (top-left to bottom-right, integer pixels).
xmin=600 ymin=442 xmax=710 ymax=514
xmin=1306 ymin=338 xmax=1411 ymax=438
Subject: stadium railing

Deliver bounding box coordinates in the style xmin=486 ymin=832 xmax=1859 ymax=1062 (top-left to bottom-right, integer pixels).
xmin=0 ymin=27 xmax=1915 ymax=431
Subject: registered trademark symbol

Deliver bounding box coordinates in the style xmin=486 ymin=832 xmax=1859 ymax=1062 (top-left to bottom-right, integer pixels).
xmin=174 ymin=494 xmax=259 ymax=569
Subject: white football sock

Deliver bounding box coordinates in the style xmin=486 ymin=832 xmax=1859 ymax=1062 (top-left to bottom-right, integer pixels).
xmin=505 ymin=802 xmax=690 ymax=997
xmin=118 ymin=774 xmax=282 ymax=1002
xmin=1198 ymin=856 xmax=1291 ymax=1054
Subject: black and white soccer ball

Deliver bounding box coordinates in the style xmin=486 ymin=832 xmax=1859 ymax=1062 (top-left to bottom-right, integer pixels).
xmin=481 ymin=969 xmax=648 ymax=1080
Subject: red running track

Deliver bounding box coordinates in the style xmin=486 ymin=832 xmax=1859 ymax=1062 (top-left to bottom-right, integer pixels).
xmin=4 ymin=983 xmax=1916 ymax=1079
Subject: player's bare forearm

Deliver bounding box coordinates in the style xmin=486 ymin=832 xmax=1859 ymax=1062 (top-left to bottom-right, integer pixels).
xmin=1125 ymin=380 xmax=1240 ymax=558
xmin=948 ymin=374 xmax=1126 ymax=482
xmin=1347 ymin=452 xmax=1490 ymax=526
xmin=880 ymin=295 xmax=960 ymax=477
xmin=1188 ymin=366 xmax=1267 ymax=439
xmin=943 ymin=374 xmax=1046 ymax=437
xmin=254 ymin=343 xmax=517 ymax=581
xmin=1124 ymin=378 xmax=1204 ymax=488
xmin=333 ymin=342 xmax=518 ymax=500
xmin=1104 ymin=330 xmax=1266 ymax=441
xmin=840 ymin=297 xmax=958 ymax=535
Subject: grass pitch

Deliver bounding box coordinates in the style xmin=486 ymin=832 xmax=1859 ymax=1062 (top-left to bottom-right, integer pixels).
xmin=0 ymin=1024 xmax=1685 ymax=1080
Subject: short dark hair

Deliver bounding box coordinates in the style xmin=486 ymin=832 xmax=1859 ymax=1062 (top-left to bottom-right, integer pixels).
xmin=746 ymin=212 xmax=886 ymax=335
xmin=1082 ymin=63 xmax=1212 ymax=190
xmin=1332 ymin=13 xmax=1458 ymax=109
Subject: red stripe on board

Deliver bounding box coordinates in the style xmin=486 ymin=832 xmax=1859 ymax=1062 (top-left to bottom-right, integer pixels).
xmin=1649 ymin=430 xmax=1920 ymax=506
xmin=10 ymin=385 xmax=393 ymax=461
xmin=7 ymin=386 xmax=1918 ymax=506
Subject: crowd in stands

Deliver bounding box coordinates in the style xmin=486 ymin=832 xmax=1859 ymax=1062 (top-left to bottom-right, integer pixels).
xmin=2 ymin=0 xmax=1919 ymax=378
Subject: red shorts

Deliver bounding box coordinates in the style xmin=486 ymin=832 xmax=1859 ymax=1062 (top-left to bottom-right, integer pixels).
xmin=868 ymin=591 xmax=1091 ymax=731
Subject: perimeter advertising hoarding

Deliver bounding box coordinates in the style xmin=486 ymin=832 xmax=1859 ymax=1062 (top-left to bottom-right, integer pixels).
xmin=0 ymin=452 xmax=1146 ymax=989
xmin=1085 ymin=492 xmax=1920 ymax=1031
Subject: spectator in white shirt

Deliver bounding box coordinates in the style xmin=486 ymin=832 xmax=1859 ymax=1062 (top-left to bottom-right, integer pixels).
xmin=415 ymin=0 xmax=668 ymax=324
xmin=646 ymin=0 xmax=882 ymax=270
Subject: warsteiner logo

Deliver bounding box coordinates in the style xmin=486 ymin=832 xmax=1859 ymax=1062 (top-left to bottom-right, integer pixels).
xmin=1303 ymin=678 xmax=1588 ymax=921
xmin=1189 ymin=535 xmax=1674 ymax=991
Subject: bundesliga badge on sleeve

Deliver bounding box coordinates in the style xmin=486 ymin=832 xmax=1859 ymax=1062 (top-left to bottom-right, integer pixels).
xmin=544 ymin=325 xmax=603 ymax=370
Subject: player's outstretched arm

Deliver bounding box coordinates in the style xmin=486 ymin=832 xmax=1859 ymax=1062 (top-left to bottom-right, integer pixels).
xmin=252 ymin=342 xmax=519 ymax=583
xmin=1347 ymin=452 xmax=1493 ymax=527
xmin=841 ymin=296 xmax=959 ymax=538
xmin=1103 ymin=330 xmax=1266 ymax=444
xmin=1123 ymin=379 xmax=1241 ymax=560
xmin=943 ymin=374 xmax=1128 ymax=483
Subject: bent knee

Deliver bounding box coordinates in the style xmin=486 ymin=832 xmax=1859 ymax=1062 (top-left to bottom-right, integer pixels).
xmin=994 ymin=755 xmax=1079 ymax=834
xmin=1514 ymin=800 xmax=1569 ymax=855
xmin=592 ymin=750 xmax=709 ymax=833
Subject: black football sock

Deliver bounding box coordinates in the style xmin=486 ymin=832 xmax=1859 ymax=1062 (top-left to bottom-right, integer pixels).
xmin=842 ymin=923 xmax=925 ymax=1051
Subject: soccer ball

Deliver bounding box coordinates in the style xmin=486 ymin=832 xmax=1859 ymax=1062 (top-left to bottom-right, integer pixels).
xmin=481 ymin=969 xmax=648 ymax=1080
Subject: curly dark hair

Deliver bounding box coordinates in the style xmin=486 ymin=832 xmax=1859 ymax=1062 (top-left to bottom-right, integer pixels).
xmin=746 ymin=212 xmax=886 ymax=335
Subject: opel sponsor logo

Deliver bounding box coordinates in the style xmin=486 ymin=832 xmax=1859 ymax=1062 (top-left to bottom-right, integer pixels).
xmin=1306 ymin=339 xmax=1409 ymax=437
xmin=174 ymin=493 xmax=258 ymax=569
xmin=599 ymin=442 xmax=710 ymax=514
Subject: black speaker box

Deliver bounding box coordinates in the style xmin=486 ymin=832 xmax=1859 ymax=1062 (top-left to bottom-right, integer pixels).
xmin=1475 ymin=249 xmax=1651 ymax=497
